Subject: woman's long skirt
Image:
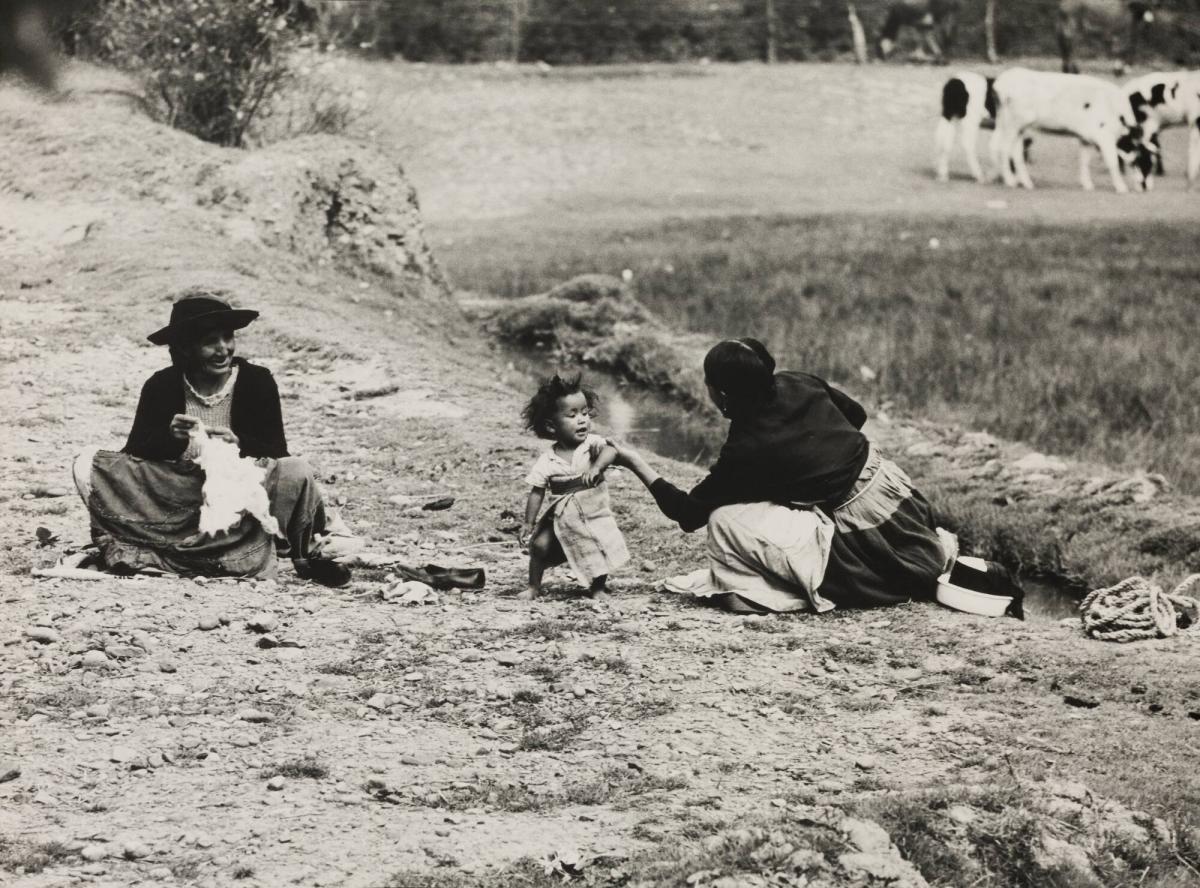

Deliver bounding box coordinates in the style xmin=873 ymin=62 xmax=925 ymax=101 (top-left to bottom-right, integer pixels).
xmin=703 ymin=447 xmax=952 ymax=612
xmin=817 ymin=447 xmax=951 ymax=608
xmin=73 ymin=449 xmax=328 ymax=578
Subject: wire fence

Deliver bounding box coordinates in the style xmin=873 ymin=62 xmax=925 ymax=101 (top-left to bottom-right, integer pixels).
xmin=304 ymin=0 xmax=1200 ymax=65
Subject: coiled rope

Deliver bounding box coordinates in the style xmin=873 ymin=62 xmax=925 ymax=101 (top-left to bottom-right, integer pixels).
xmin=1079 ymin=575 xmax=1200 ymax=642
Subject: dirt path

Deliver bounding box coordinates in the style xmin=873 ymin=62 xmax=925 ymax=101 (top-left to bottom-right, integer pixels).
xmin=2 ymin=71 xmax=1198 ymax=888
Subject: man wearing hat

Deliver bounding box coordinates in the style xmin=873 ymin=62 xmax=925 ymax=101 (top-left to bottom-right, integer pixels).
xmin=72 ymin=289 xmax=354 ymax=586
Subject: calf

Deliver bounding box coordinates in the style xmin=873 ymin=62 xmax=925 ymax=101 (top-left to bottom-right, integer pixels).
xmin=990 ymin=67 xmax=1154 ymax=192
xmin=935 ymin=72 xmax=995 ymax=181
xmin=936 ymin=72 xmax=1033 ymax=182
xmin=1124 ymin=70 xmax=1200 ymax=187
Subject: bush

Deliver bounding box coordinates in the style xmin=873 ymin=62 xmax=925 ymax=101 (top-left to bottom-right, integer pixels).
xmin=91 ymin=0 xmax=299 ymax=147
xmin=254 ymin=44 xmax=370 ymax=142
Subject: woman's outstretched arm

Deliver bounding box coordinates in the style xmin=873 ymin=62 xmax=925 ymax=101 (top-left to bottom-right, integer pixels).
xmin=613 ymin=444 xmax=718 ymax=533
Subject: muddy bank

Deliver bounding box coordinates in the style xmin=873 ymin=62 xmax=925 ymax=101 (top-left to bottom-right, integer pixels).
xmin=471 ymin=274 xmax=1200 ymax=593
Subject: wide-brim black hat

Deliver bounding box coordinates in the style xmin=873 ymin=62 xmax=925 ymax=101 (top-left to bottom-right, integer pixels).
xmin=147 ymin=294 xmax=259 ymax=346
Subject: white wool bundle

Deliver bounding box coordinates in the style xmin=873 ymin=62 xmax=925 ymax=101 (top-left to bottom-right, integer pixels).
xmin=192 ymin=427 xmax=284 ymax=539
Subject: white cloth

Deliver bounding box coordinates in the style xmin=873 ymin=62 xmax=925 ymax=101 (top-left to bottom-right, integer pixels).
xmin=191 ymin=426 xmax=283 ymax=539
xmin=704 ymin=503 xmax=836 ymax=614
xmin=524 ymin=433 xmax=607 ymax=489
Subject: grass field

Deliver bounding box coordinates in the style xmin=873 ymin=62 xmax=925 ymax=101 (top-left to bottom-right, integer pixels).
xmin=356 ymin=59 xmax=1200 ymax=493
xmin=449 ymin=214 xmax=1200 ymax=493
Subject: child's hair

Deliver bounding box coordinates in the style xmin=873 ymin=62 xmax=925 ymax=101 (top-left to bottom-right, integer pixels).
xmin=703 ymin=337 xmax=777 ymax=416
xmin=522 ymin=373 xmax=600 ymax=440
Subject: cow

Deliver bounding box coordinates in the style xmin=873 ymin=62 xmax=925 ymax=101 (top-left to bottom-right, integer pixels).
xmin=1057 ymin=0 xmax=1155 ymax=74
xmin=936 ymin=71 xmax=1033 ymax=182
xmin=877 ymin=0 xmax=961 ymax=63
xmin=1124 ymin=70 xmax=1200 ymax=186
xmin=990 ymin=67 xmax=1156 ymax=192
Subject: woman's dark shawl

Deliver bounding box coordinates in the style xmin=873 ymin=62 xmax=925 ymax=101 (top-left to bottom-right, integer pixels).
xmin=122 ymin=358 xmax=288 ymax=461
xmin=651 ymin=371 xmax=869 ymax=532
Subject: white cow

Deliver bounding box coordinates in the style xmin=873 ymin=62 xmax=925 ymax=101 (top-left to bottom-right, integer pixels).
xmin=1124 ymin=70 xmax=1200 ymax=187
xmin=990 ymin=67 xmax=1153 ymax=192
xmin=935 ymin=71 xmax=1033 ymax=182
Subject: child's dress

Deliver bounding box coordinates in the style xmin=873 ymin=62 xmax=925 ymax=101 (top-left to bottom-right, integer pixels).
xmin=525 ymin=433 xmax=629 ymax=582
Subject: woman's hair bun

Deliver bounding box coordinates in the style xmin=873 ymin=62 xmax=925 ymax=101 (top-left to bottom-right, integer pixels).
xmin=703 ymin=337 xmax=777 ymax=415
xmin=736 ymin=338 xmax=775 ymax=375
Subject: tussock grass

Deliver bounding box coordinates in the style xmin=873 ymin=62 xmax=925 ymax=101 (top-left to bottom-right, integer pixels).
xmin=515 ymin=618 xmax=564 ymax=640
xmin=262 ymin=757 xmax=329 ymax=780
xmin=450 ymin=214 xmax=1200 ymax=495
xmin=823 ymin=641 xmax=879 ymax=666
xmin=0 ymin=838 xmax=75 ymax=874
xmin=858 ymin=784 xmax=1200 ymax=888
xmin=387 ymin=858 xmax=564 ymax=888
xmin=564 ymin=765 xmax=688 ymax=807
xmin=18 ymin=687 xmax=99 ymax=719
xmin=744 ymin=619 xmax=792 ymax=633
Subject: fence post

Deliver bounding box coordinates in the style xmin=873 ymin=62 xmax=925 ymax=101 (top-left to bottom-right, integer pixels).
xmin=766 ymin=0 xmax=778 ymax=62
xmin=848 ymin=2 xmax=868 ymax=63
xmin=985 ymin=0 xmax=998 ymax=62
xmin=511 ymin=0 xmax=523 ymax=62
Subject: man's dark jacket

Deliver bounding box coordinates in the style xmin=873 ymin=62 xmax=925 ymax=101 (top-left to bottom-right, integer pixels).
xmin=122 ymin=358 xmax=289 ymax=460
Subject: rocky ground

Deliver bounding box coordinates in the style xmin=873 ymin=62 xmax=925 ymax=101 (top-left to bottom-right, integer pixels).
xmin=1 ymin=68 xmax=1198 ymax=888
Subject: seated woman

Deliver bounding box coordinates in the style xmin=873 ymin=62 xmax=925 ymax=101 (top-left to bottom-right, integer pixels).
xmin=613 ymin=338 xmax=955 ymax=613
xmin=72 ymin=290 xmax=352 ymax=586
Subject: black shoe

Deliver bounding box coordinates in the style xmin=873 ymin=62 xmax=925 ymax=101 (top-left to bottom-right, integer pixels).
xmin=295 ymin=558 xmax=352 ymax=588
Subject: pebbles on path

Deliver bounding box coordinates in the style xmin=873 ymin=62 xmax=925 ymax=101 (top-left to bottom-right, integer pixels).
xmin=24 ymin=627 xmax=60 ymax=644
xmin=82 ymin=650 xmax=110 ymax=669
xmin=247 ymin=613 xmax=278 ymax=633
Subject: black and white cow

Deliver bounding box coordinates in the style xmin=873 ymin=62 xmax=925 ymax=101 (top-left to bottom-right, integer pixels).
xmin=990 ymin=67 xmax=1155 ymax=192
xmin=1124 ymin=71 xmax=1200 ymax=186
xmin=936 ymin=72 xmax=1032 ymax=182
xmin=936 ymin=72 xmax=994 ymax=181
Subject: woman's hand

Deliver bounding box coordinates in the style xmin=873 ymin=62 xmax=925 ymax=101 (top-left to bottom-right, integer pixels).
xmin=169 ymin=414 xmax=200 ymax=442
xmin=207 ymin=426 xmax=240 ymax=448
xmin=608 ymin=439 xmax=641 ymax=468
xmin=608 ymin=440 xmax=661 ymax=488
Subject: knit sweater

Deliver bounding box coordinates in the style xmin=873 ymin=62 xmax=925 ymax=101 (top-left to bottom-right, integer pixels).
xmin=122 ymin=359 xmax=288 ymax=461
xmin=650 ymin=371 xmax=869 ymax=532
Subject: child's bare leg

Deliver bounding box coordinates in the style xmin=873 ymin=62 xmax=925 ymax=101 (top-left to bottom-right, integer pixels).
xmin=519 ymin=526 xmax=556 ymax=600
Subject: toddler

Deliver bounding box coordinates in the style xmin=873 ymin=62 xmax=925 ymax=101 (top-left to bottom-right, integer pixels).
xmin=519 ymin=374 xmax=629 ymax=601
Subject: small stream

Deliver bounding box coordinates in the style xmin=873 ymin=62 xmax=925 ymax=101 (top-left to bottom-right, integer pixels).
xmin=510 ymin=350 xmax=1081 ymax=622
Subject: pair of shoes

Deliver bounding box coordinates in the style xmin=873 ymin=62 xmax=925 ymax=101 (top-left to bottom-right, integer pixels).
xmin=294 ymin=557 xmax=352 ymax=588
